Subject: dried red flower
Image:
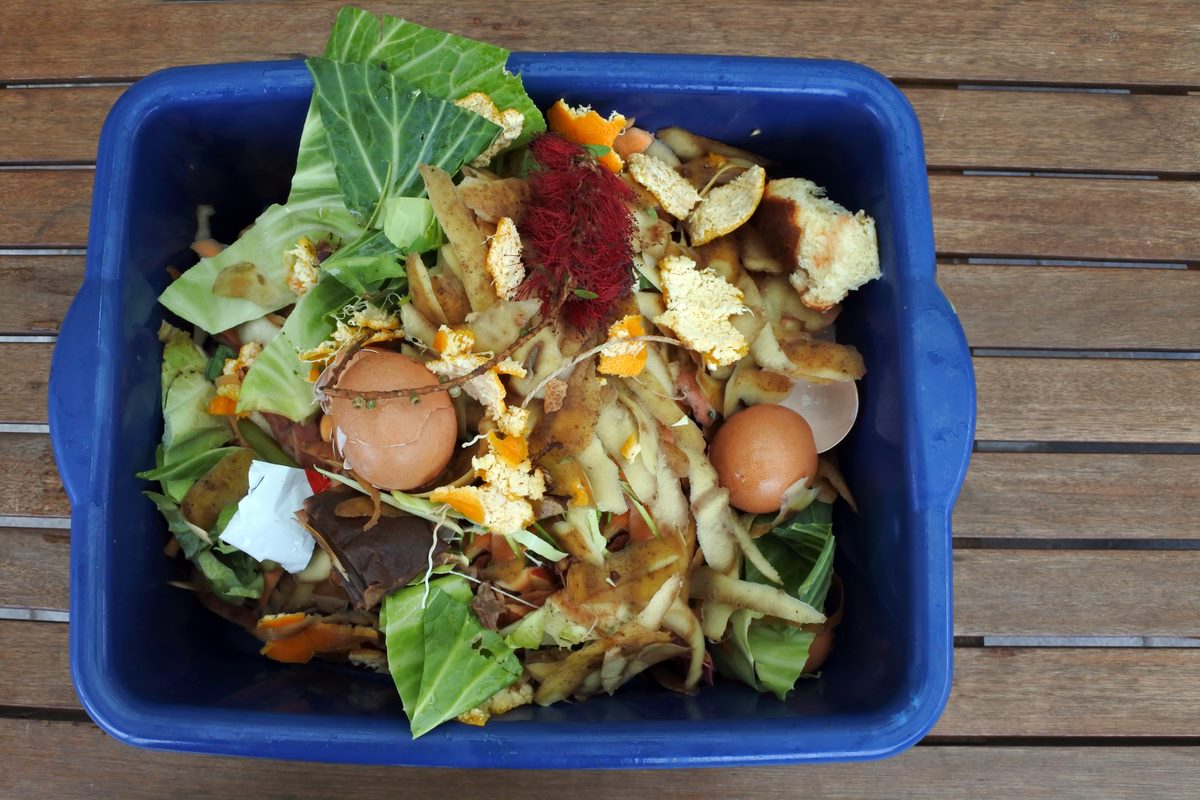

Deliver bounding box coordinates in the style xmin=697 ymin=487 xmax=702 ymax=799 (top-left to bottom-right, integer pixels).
xmin=517 ymin=134 xmax=635 ymax=329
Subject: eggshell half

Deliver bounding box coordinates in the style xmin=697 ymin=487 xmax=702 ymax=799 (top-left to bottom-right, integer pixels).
xmin=329 ymin=350 xmax=457 ymax=491
xmin=709 ymin=404 xmax=819 ymax=513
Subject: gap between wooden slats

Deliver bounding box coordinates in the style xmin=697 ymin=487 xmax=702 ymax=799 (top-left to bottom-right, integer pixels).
xmin=6 ymin=346 xmax=1200 ymax=443
xmin=1 ymin=719 xmax=1198 ymax=800
xmin=5 ymin=169 xmax=1199 ymax=263
xmin=8 ymin=520 xmax=1200 ymax=643
xmin=4 ymin=85 xmax=1199 ymax=176
xmin=1 ymin=0 xmax=1198 ymax=87
xmin=3 ymin=255 xmax=1196 ymax=352
xmin=4 ymin=620 xmax=1198 ymax=739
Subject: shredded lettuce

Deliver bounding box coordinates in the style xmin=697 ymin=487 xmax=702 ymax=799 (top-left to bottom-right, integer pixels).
xmin=382 ymin=576 xmax=522 ymax=737
xmin=713 ymin=502 xmax=836 ymax=699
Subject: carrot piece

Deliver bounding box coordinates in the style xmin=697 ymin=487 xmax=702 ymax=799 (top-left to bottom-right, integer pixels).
xmin=260 ymin=635 xmax=316 ymax=664
xmin=206 ymin=395 xmax=238 ymax=416
xmin=191 ymin=238 xmax=225 ymax=259
xmin=490 ymin=534 xmax=518 ymax=563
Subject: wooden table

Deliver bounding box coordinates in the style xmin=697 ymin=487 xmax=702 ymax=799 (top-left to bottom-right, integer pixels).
xmin=3 ymin=1 xmax=1199 ymax=796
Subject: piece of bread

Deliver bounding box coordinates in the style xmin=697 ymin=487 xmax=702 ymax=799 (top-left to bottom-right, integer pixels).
xmin=755 ymin=178 xmax=880 ymax=310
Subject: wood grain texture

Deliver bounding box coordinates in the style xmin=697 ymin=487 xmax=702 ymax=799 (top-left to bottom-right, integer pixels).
xmin=7 ymin=85 xmax=1199 ymax=177
xmin=955 ymin=550 xmax=1200 ymax=637
xmin=0 ymin=621 xmax=72 ymax=708
xmin=934 ymin=647 xmax=1200 ymax=737
xmin=956 ymin=452 xmax=1200 ymax=540
xmin=0 ymin=256 xmax=83 ymax=334
xmin=0 ymin=435 xmax=70 ymax=518
xmin=4 ymin=634 xmax=1200 ymax=743
xmin=0 ymin=87 xmax=121 ymax=164
xmin=939 ymin=263 xmax=1200 ymax=351
xmin=0 ymin=344 xmax=51 ymax=423
xmin=12 ymin=532 xmax=1200 ymax=641
xmin=0 ymin=528 xmax=69 ymax=611
xmin=3 ymin=0 xmax=1199 ymax=87
xmin=11 ymin=350 xmax=1199 ymax=439
xmin=974 ymin=357 xmax=1200 ymax=443
xmin=2 ymin=722 xmax=1199 ymax=800
xmin=930 ymin=175 xmax=1200 ymax=263
xmin=0 ymin=170 xmax=91 ymax=248
xmin=16 ymin=257 xmax=1200 ymax=349
xmin=911 ymin=89 xmax=1200 ymax=175
xmin=10 ymin=169 xmax=1198 ymax=263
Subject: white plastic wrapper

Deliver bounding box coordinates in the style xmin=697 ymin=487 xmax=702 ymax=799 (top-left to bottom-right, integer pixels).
xmin=220 ymin=460 xmax=315 ymax=573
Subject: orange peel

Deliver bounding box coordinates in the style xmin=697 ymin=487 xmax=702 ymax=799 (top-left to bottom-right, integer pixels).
xmin=598 ymin=314 xmax=648 ymax=377
xmin=546 ymin=99 xmax=628 ymax=172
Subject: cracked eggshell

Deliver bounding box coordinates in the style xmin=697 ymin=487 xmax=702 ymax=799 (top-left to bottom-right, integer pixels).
xmin=329 ymin=350 xmax=457 ymax=491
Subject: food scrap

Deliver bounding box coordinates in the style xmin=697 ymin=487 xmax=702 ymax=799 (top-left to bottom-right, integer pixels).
xmin=138 ymin=5 xmax=881 ymax=740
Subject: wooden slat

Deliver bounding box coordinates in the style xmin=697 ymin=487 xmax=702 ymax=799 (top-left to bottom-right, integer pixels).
xmin=0 ymin=344 xmax=50 ymax=423
xmin=0 ymin=435 xmax=70 ymax=518
xmin=955 ymin=550 xmax=1200 ymax=637
xmin=0 ymin=621 xmax=72 ymax=709
xmin=931 ymin=174 xmax=1200 ymax=263
xmin=25 ymin=446 xmax=1196 ymax=543
xmin=0 ymin=170 xmax=91 ymax=248
xmin=6 ymin=85 xmax=1198 ymax=177
xmin=956 ymin=452 xmax=1200 ymax=540
xmin=934 ymin=647 xmax=1200 ymax=737
xmin=0 ymin=528 xmax=68 ymax=611
xmin=911 ymin=89 xmax=1200 ymax=175
xmin=12 ymin=350 xmax=1199 ymax=440
xmin=9 ymin=169 xmax=1197 ymax=263
xmin=940 ymin=263 xmax=1200 ymax=351
xmin=3 ymin=0 xmax=1199 ymax=87
xmin=5 ymin=624 xmax=1200 ymax=742
xmin=12 ymin=533 xmax=1199 ymax=639
xmin=1 ymin=722 xmax=1198 ymax=800
xmin=0 ymin=86 xmax=121 ymax=164
xmin=975 ymin=357 xmax=1200 ymax=443
xmin=0 ymin=256 xmax=83 ymax=334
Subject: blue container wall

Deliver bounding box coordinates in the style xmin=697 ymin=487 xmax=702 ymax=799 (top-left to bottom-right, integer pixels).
xmin=55 ymin=56 xmax=969 ymax=767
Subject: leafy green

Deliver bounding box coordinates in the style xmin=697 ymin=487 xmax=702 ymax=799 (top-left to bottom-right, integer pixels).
xmin=382 ymin=576 xmax=520 ymax=737
xmin=235 ymin=419 xmax=300 ymax=468
xmin=504 ymin=528 xmax=568 ymax=562
xmin=193 ymin=549 xmax=264 ymax=602
xmin=145 ymin=491 xmax=209 ymax=559
xmin=237 ymin=277 xmax=356 ymax=420
xmin=144 ymin=491 xmax=264 ymax=602
xmin=410 ymin=589 xmax=522 ymax=737
xmin=322 ymin=6 xmax=544 ymax=147
xmin=306 ymin=57 xmax=501 ymax=217
xmin=137 ymin=446 xmax=245 ymax=483
xmin=501 ymin=600 xmax=593 ymax=650
xmin=319 ymin=229 xmax=402 ymax=295
xmin=748 ymin=503 xmax=835 ymax=608
xmin=713 ymin=502 xmax=835 ymax=699
xmin=152 ymin=324 xmax=232 ymax=500
xmin=204 ymin=345 xmax=236 ymax=381
xmin=380 ymin=197 xmax=443 ymax=252
xmin=158 ymin=200 xmax=362 ymax=335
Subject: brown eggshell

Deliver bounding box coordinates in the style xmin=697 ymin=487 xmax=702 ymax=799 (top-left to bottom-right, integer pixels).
xmin=708 ymin=404 xmax=819 ymax=513
xmin=329 ymin=349 xmax=457 ymax=490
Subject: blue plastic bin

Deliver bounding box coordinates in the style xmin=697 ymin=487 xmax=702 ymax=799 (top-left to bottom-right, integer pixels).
xmin=49 ymin=54 xmax=974 ymax=768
